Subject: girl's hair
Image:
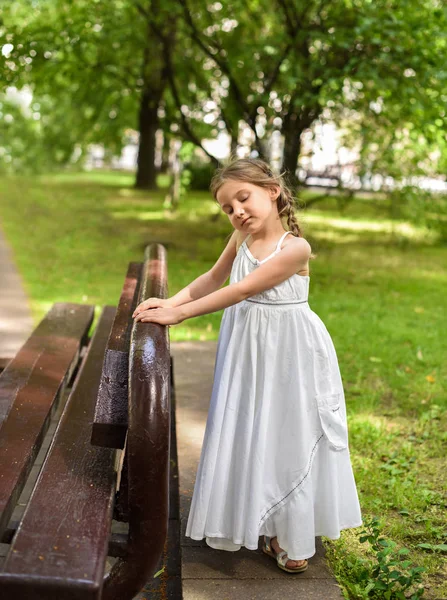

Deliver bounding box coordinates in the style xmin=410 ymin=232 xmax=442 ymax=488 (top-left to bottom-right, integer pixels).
xmin=210 ymin=157 xmax=304 ymax=238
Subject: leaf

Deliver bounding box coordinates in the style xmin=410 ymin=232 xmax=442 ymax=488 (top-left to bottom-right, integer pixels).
xmin=375 ymin=581 xmax=388 ymax=590
xmin=417 ymin=543 xmax=435 ymax=550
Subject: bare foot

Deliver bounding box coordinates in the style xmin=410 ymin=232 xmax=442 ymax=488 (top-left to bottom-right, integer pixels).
xmin=270 ymin=536 xmax=307 ymax=569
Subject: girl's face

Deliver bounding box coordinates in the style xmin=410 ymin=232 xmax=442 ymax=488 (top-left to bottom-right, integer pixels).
xmin=216 ymin=180 xmax=280 ymax=233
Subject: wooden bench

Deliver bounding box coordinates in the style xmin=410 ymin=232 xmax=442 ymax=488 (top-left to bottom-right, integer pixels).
xmin=0 ymin=244 xmax=173 ymax=600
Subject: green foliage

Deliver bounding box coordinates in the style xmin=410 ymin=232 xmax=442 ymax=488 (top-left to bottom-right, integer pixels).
xmin=177 ymin=143 xmax=214 ymax=192
xmin=2 ymin=0 xmax=447 ymax=187
xmin=0 ymin=0 xmax=163 ymax=168
xmin=356 ymin=517 xmax=426 ymax=599
xmin=387 ymin=187 xmax=447 ymax=243
xmin=0 ymin=92 xmax=85 ymax=173
xmin=415 ymin=543 xmax=447 ymax=554
xmin=0 ymin=96 xmax=45 ymax=173
xmin=328 ymin=518 xmax=427 ymax=600
xmin=186 ymin=161 xmax=214 ymax=191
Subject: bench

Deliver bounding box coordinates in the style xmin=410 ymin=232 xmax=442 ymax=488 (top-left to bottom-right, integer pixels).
xmin=0 ymin=243 xmax=173 ymax=600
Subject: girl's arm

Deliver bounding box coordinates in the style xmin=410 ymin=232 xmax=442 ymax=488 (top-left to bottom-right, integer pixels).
xmin=167 ymin=271 xmax=223 ymax=307
xmin=135 ymin=237 xmax=311 ymax=324
xmin=133 ymin=230 xmax=240 ymax=316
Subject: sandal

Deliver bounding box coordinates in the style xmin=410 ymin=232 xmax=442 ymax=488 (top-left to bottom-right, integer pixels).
xmin=262 ymin=536 xmax=308 ymax=573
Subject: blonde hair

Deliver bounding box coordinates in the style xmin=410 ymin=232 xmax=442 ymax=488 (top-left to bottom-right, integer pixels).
xmin=211 ymin=158 xmax=315 ymax=260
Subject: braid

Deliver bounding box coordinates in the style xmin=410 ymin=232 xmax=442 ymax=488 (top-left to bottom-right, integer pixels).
xmin=277 ymin=182 xmax=302 ymax=237
xmin=276 ymin=175 xmax=316 ymax=260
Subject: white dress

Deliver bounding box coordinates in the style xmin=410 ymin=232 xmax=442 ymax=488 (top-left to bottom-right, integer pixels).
xmin=185 ymin=230 xmax=362 ymax=561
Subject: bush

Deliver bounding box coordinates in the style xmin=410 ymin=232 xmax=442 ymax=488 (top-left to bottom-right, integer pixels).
xmin=388 ymin=187 xmax=447 ymax=243
xmin=187 ymin=162 xmax=215 ymax=191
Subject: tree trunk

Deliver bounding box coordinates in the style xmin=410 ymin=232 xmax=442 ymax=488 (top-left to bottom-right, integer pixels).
xmin=160 ymin=133 xmax=170 ymax=172
xmin=282 ymin=103 xmax=321 ymax=190
xmin=230 ymin=135 xmax=238 ymax=156
xmin=135 ymin=92 xmax=159 ymax=190
xmin=282 ymin=115 xmax=302 ymax=190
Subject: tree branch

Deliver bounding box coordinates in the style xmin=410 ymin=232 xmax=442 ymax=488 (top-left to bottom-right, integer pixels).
xmin=161 ymin=36 xmax=219 ymax=165
xmin=177 ymin=0 xmax=256 ymax=130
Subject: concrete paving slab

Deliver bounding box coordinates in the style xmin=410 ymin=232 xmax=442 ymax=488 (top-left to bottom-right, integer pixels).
xmin=181 ymin=539 xmax=333 ymax=580
xmin=182 ymin=579 xmax=344 ymax=600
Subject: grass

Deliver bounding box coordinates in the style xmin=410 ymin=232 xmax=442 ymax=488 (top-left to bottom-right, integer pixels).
xmin=0 ymin=170 xmax=446 ymax=598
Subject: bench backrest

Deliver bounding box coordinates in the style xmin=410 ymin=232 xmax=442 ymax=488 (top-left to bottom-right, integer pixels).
xmin=91 ymin=261 xmax=142 ymax=449
xmin=0 ymin=244 xmax=171 ymax=600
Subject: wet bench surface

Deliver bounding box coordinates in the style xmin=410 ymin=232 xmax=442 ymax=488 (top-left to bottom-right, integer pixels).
xmin=0 ymin=303 xmax=94 ymax=538
xmin=0 ymin=245 xmax=172 ymax=600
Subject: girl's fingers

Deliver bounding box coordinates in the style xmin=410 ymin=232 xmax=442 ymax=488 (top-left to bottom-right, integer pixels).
xmin=133 ymin=298 xmax=163 ymax=317
xmin=133 ymin=304 xmax=149 ymax=317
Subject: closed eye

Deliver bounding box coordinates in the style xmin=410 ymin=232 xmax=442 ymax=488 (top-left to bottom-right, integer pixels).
xmin=222 ymin=195 xmax=249 ymax=214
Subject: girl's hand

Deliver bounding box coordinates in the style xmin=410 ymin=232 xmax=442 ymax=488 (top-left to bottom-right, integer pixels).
xmin=132 ymin=297 xmax=174 ymax=318
xmin=133 ymin=306 xmax=184 ymax=326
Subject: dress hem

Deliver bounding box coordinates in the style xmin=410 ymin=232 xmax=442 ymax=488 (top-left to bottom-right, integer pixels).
xmin=185 ymin=521 xmax=364 ymax=560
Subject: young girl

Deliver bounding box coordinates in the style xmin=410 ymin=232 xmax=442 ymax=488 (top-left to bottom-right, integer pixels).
xmin=133 ymin=158 xmax=362 ymax=573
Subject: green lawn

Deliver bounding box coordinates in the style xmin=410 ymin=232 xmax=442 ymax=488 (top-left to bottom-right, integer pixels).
xmin=0 ymin=171 xmax=445 ymax=599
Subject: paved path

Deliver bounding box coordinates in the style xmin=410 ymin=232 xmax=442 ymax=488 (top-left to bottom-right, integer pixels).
xmin=0 ymin=225 xmax=34 ymax=359
xmin=171 ymin=341 xmax=344 ymax=600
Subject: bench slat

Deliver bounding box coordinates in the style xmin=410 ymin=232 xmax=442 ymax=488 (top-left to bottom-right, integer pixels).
xmin=0 ymin=358 xmax=10 ymax=374
xmin=91 ymin=262 xmax=142 ymax=449
xmin=0 ymin=302 xmax=93 ymax=426
xmin=0 ymin=303 xmax=94 ymax=537
xmin=0 ymin=306 xmax=117 ymax=600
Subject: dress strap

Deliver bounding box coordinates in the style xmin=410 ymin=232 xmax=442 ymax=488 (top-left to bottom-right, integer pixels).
xmin=275 ymin=231 xmax=293 ymax=253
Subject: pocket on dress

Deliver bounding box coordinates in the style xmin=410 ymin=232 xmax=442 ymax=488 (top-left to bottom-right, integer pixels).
xmin=316 ymin=392 xmax=348 ymax=451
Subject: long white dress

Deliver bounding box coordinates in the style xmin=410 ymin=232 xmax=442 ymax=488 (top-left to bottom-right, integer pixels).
xmin=185 ymin=230 xmax=362 ymax=561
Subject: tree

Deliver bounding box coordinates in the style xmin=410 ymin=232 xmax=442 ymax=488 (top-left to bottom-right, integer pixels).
xmin=173 ymin=0 xmax=447 ymax=187
xmin=2 ymin=0 xmax=446 ymax=193
xmin=1 ymin=0 xmax=177 ymax=188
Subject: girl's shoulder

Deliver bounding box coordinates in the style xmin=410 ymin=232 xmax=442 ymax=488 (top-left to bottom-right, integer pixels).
xmin=282 ymin=233 xmax=312 ymax=257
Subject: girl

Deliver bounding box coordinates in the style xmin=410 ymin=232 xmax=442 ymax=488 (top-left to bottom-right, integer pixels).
xmin=133 ymin=158 xmax=362 ymax=573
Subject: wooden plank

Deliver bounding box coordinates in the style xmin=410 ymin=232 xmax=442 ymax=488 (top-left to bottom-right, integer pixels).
xmin=0 ymin=306 xmax=117 ymax=600
xmin=0 ymin=303 xmax=94 ymax=537
xmin=0 ymin=302 xmax=92 ymax=426
xmin=103 ymin=243 xmax=171 ymax=600
xmin=0 ymin=358 xmax=10 ymax=374
xmin=91 ymin=262 xmax=142 ymax=449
